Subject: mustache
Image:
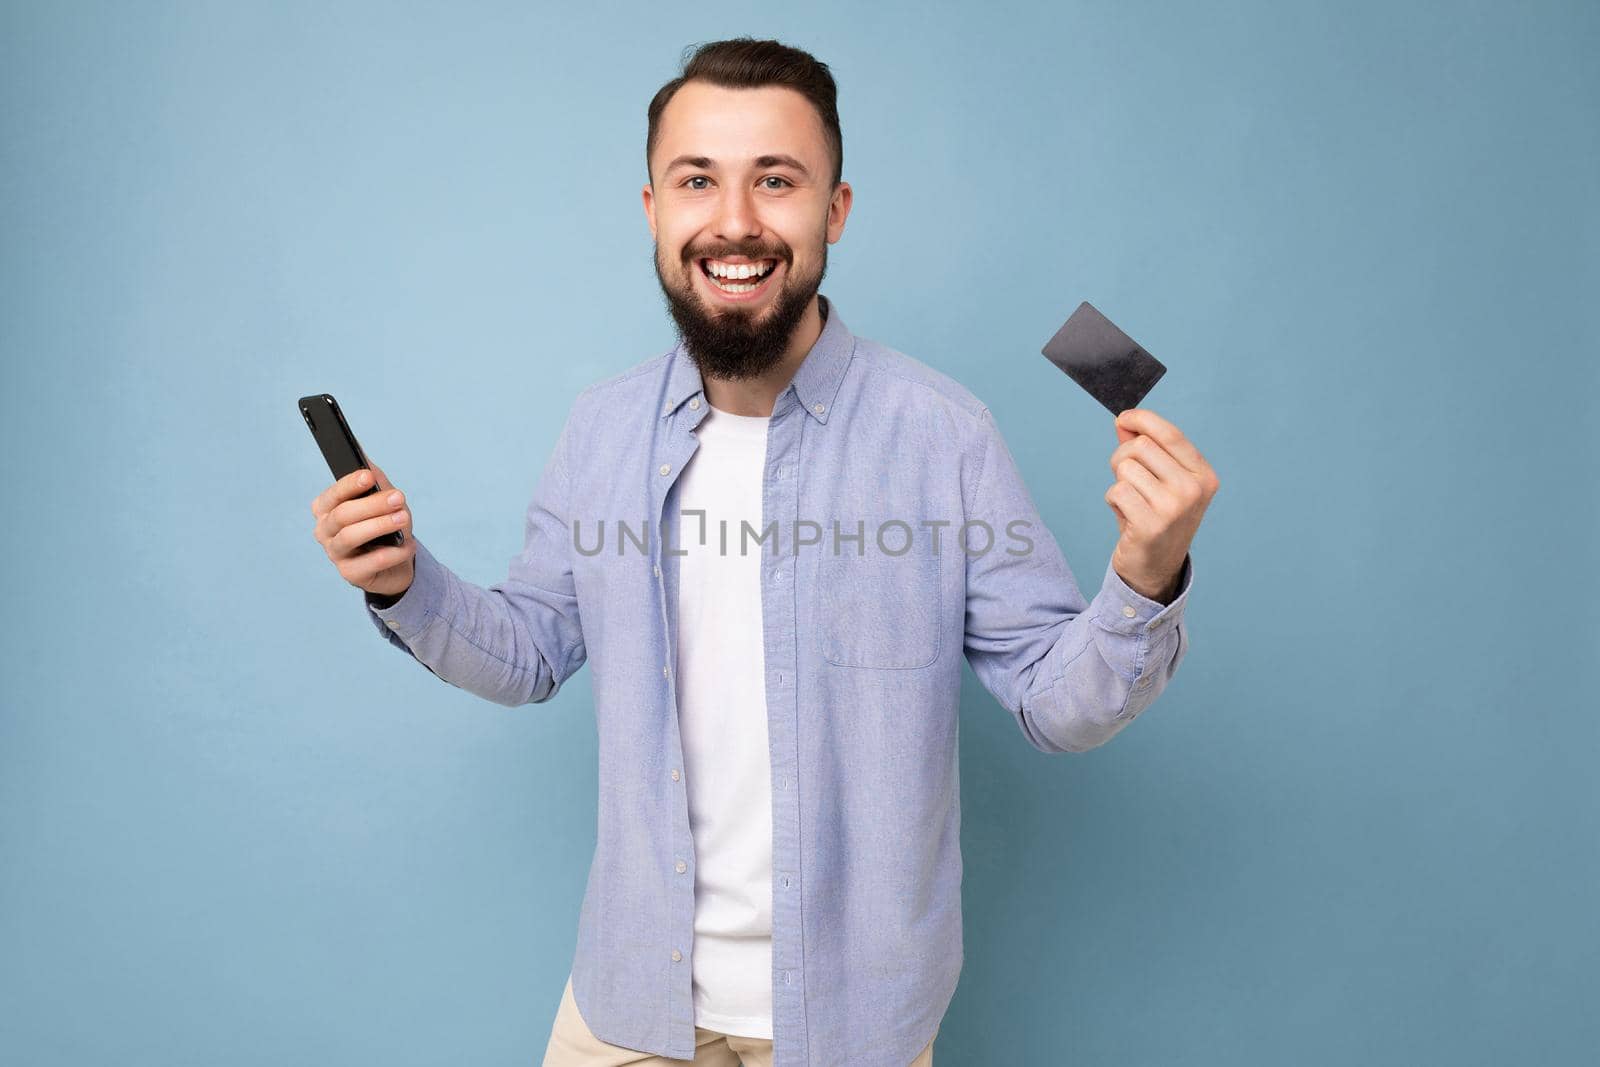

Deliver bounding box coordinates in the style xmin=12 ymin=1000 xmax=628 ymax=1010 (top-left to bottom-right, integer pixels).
xmin=686 ymin=248 xmax=788 ymax=263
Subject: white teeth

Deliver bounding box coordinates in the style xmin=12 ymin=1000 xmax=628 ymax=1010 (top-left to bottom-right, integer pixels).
xmin=705 ymin=258 xmax=775 ymax=280
xmin=708 ymin=274 xmax=764 ymax=293
xmin=701 ymin=258 xmax=777 ymax=294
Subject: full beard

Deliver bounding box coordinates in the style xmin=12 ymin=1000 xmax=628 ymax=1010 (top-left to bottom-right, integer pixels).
xmin=654 ymin=241 xmax=828 ymax=382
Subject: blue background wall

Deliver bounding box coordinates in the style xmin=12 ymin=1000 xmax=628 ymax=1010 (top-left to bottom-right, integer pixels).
xmin=3 ymin=1 xmax=1595 ymax=1063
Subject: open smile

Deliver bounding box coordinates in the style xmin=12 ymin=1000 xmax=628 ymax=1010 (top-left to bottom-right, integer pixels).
xmin=697 ymin=257 xmax=782 ymax=302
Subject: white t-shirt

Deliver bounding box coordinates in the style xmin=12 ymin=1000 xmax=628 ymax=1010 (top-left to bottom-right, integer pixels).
xmin=673 ymin=401 xmax=775 ymax=1038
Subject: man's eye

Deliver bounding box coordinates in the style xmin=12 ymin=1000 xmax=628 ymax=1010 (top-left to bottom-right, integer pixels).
xmin=681 ymin=176 xmax=791 ymax=190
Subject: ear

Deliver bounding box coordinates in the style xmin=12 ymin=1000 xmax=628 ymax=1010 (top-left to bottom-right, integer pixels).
xmin=825 ymin=181 xmax=853 ymax=243
xmin=642 ymin=182 xmax=657 ymax=240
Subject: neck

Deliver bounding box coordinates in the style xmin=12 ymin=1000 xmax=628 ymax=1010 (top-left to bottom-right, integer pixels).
xmin=702 ymin=294 xmax=824 ymax=417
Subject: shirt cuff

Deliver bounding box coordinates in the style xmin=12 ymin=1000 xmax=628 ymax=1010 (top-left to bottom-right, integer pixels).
xmin=365 ymin=537 xmax=447 ymax=646
xmin=1091 ymin=552 xmax=1192 ymax=639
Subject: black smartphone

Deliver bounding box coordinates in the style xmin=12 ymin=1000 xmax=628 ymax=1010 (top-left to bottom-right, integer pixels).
xmin=297 ymin=392 xmax=404 ymax=551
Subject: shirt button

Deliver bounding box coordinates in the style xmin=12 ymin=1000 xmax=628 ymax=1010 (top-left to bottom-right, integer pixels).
xmin=812 ymin=403 xmax=825 ymax=415
xmin=663 ymin=664 xmax=670 ymax=678
xmin=653 ymin=563 xmax=661 ymax=578
xmin=1122 ymin=604 xmax=1138 ymax=618
xmin=385 ymin=619 xmax=399 ymax=629
xmin=689 ymin=397 xmax=700 ymax=409
xmin=671 ymin=768 xmax=681 ymax=781
xmin=659 ymin=464 xmax=671 ymax=476
xmin=672 ymin=949 xmax=682 ymax=962
xmin=676 ymin=860 xmax=687 ymax=873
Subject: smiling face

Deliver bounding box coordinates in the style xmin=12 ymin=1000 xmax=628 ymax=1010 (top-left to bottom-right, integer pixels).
xmin=643 ymin=80 xmax=851 ymax=381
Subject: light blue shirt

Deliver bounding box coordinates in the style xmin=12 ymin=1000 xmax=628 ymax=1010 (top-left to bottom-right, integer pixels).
xmin=364 ymin=293 xmax=1193 ymax=1066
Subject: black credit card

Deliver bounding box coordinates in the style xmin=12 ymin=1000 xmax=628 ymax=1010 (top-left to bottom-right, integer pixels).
xmin=1040 ymin=301 xmax=1166 ymax=415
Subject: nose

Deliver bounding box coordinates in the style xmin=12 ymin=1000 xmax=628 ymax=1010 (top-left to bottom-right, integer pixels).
xmin=710 ymin=180 xmax=761 ymax=246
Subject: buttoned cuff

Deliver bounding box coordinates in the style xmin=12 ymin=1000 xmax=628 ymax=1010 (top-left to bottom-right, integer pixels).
xmin=1091 ymin=552 xmax=1192 ymax=639
xmin=365 ymin=537 xmax=447 ymax=647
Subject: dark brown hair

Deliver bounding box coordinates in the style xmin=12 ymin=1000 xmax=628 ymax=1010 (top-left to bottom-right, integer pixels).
xmin=646 ymin=38 xmax=843 ymax=189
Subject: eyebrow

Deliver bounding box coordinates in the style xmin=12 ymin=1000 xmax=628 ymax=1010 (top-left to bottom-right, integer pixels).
xmin=663 ymin=153 xmax=812 ymax=179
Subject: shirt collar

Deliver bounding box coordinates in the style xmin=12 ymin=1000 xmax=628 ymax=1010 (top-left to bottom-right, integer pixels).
xmin=659 ymin=292 xmax=854 ymax=425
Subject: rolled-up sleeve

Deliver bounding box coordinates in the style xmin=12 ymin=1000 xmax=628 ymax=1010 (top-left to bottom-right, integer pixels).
xmin=362 ymin=408 xmax=588 ymax=707
xmin=961 ymin=408 xmax=1192 ymax=753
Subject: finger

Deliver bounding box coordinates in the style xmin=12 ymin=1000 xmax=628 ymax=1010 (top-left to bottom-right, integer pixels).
xmin=313 ymin=467 xmax=379 ymax=520
xmin=1106 ymin=495 xmax=1129 ymax=536
xmin=1113 ymin=409 xmax=1209 ymax=477
xmin=336 ymin=504 xmax=410 ymax=557
xmin=1111 ymin=434 xmax=1190 ymax=491
xmin=1105 ymin=479 xmax=1157 ymax=536
xmin=317 ymin=485 xmax=405 ymax=545
xmin=1113 ymin=457 xmax=1165 ymax=511
xmin=338 ymin=484 xmax=405 ymax=532
xmin=329 ymin=507 xmax=410 ymax=559
xmin=1106 ymin=433 xmax=1170 ymax=480
xmin=337 ymin=540 xmax=417 ymax=586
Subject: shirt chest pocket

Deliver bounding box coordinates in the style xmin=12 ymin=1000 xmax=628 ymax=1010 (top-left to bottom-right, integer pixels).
xmin=814 ymin=551 xmax=942 ymax=669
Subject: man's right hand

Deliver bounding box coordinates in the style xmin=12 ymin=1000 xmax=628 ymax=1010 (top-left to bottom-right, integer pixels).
xmin=311 ymin=461 xmax=418 ymax=600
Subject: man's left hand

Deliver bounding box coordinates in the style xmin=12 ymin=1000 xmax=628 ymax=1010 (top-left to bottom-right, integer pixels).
xmin=1105 ymin=408 xmax=1220 ymax=604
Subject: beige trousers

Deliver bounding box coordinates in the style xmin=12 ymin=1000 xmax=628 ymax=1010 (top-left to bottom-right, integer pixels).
xmin=542 ymin=974 xmax=938 ymax=1066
